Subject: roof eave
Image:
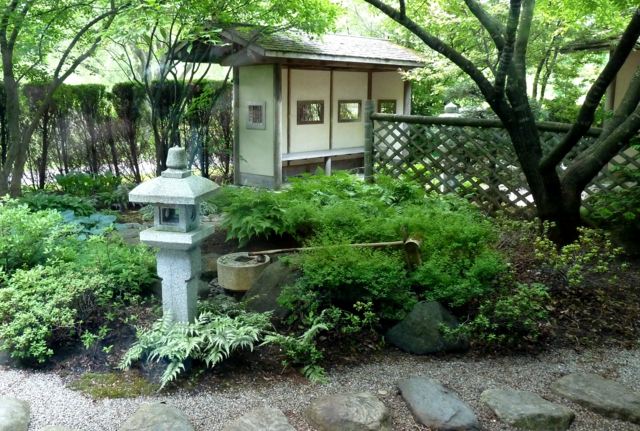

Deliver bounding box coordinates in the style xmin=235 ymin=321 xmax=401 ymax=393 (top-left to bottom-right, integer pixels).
xmin=262 ymin=50 xmax=424 ymax=68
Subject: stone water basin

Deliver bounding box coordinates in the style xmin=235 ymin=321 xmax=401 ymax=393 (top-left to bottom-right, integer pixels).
xmin=217 ymin=252 xmax=271 ymax=291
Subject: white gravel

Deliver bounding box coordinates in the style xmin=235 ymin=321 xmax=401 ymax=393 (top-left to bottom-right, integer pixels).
xmin=2 ymin=347 xmax=640 ymax=430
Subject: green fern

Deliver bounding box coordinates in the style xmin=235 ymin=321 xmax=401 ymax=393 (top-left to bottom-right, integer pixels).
xmin=262 ymin=312 xmax=330 ymax=384
xmin=119 ymin=311 xmax=271 ymax=389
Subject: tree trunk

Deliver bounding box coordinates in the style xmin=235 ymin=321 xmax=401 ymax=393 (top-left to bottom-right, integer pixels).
xmin=125 ymin=119 xmax=141 ymax=183
xmin=106 ymin=119 xmax=120 ymax=176
xmin=38 ymin=111 xmax=51 ymax=189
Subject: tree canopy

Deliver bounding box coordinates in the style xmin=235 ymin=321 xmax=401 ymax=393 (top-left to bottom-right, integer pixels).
xmin=364 ymin=0 xmax=640 ymax=241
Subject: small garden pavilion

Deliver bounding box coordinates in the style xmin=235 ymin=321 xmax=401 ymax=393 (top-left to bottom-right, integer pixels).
xmin=205 ymin=27 xmax=424 ymax=188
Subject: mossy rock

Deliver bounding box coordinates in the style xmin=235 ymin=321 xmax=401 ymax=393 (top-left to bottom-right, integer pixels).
xmin=68 ymin=371 xmax=158 ymax=399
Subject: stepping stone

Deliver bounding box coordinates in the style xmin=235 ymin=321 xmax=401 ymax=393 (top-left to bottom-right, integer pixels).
xmin=306 ymin=392 xmax=391 ymax=431
xmin=398 ymin=377 xmax=479 ymax=430
xmin=481 ymin=388 xmax=574 ymax=431
xmin=0 ymin=396 xmax=29 ymax=431
xmin=119 ymin=403 xmax=194 ymax=431
xmin=551 ymin=373 xmax=640 ymax=424
xmin=386 ymin=301 xmax=468 ymax=355
xmin=223 ymin=407 xmax=295 ymax=431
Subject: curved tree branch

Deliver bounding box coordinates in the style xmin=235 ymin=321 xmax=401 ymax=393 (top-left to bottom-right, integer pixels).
xmin=494 ymin=0 xmax=521 ymax=94
xmin=463 ymin=0 xmax=505 ymax=50
xmin=363 ymin=0 xmax=503 ymax=112
xmin=541 ymin=7 xmax=640 ymax=172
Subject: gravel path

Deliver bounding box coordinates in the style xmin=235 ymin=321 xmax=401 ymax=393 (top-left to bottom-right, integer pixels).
xmin=1 ymin=347 xmax=640 ymax=430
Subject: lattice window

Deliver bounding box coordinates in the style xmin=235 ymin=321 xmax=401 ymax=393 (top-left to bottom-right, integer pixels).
xmin=246 ymin=102 xmax=266 ymax=130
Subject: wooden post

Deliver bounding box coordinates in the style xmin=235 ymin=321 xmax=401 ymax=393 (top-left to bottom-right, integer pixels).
xmin=273 ymin=64 xmax=283 ymax=189
xmin=232 ymin=66 xmax=240 ymax=185
xmin=364 ymin=99 xmax=374 ymax=183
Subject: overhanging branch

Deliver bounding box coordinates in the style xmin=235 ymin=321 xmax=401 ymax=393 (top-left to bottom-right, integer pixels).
xmin=364 ymin=0 xmax=496 ymax=107
xmin=463 ymin=0 xmax=505 ymax=50
xmin=541 ymin=7 xmax=640 ymax=172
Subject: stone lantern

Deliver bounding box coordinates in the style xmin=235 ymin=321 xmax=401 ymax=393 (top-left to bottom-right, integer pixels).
xmin=129 ymin=146 xmax=218 ymax=323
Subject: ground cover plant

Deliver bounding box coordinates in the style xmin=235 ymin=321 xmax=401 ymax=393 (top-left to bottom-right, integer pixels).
xmin=208 ymin=172 xmax=640 ymax=381
xmin=0 ymin=199 xmax=156 ymax=363
xmin=211 ymin=173 xmax=535 ymax=376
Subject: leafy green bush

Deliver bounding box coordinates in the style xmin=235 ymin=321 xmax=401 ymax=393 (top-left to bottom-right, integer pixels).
xmin=213 ymin=187 xmax=309 ymax=245
xmin=70 ymin=236 xmax=156 ymax=298
xmin=18 ymin=191 xmax=95 ymax=216
xmin=0 ymin=201 xmax=72 ymax=273
xmin=0 ymin=199 xmax=156 ymax=361
xmin=587 ymin=168 xmax=640 ymax=234
xmin=451 ymin=282 xmax=550 ymax=348
xmin=281 ymin=245 xmax=416 ymax=322
xmin=120 ymin=311 xmax=271 ymax=388
xmin=534 ymin=225 xmax=622 ymax=288
xmin=56 ymin=172 xmax=122 ymax=197
xmin=55 ymin=172 xmax=126 ymax=209
xmin=0 ymin=264 xmax=111 ymax=362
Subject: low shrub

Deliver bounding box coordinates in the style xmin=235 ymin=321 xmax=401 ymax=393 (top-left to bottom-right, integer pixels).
xmin=534 ymin=225 xmax=622 ymax=289
xmin=56 ymin=172 xmax=122 ymax=197
xmin=17 ymin=191 xmax=95 ymax=216
xmin=587 ymin=168 xmax=640 ymax=233
xmin=0 ymin=201 xmax=72 ymax=273
xmin=70 ymin=236 xmax=156 ymax=298
xmin=280 ymin=245 xmax=416 ymax=322
xmin=0 ymin=199 xmax=156 ymax=362
xmin=0 ymin=264 xmax=111 ymax=362
xmin=451 ymin=282 xmax=550 ymax=349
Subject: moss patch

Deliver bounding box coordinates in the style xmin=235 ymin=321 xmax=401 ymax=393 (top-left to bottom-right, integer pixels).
xmin=69 ymin=371 xmax=158 ymax=399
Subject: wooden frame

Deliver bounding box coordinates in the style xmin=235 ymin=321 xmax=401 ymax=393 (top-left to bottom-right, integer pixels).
xmin=297 ymin=100 xmax=324 ymax=124
xmin=377 ymin=99 xmax=397 ymax=114
xmin=337 ymin=99 xmax=362 ymax=122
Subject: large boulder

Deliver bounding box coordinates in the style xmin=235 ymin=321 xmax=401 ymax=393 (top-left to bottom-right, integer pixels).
xmin=306 ymin=392 xmax=391 ymax=431
xmin=243 ymin=260 xmax=298 ymax=320
xmin=398 ymin=376 xmax=479 ymax=430
xmin=386 ymin=301 xmax=468 ymax=354
xmin=41 ymin=427 xmax=76 ymax=431
xmin=551 ymin=373 xmax=640 ymax=424
xmin=119 ymin=403 xmax=194 ymax=431
xmin=0 ymin=397 xmax=29 ymax=431
xmin=223 ymin=407 xmax=295 ymax=431
xmin=481 ymin=388 xmax=574 ymax=431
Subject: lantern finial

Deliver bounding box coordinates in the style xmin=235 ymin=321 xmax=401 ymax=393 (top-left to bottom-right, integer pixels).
xmin=166 ymin=146 xmax=187 ymax=170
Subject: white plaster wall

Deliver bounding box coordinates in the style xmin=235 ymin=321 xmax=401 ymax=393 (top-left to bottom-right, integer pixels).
xmin=372 ymin=71 xmax=404 ymax=114
xmin=289 ymin=69 xmax=330 ymax=152
xmin=332 ymin=71 xmax=367 ymax=149
xmin=613 ymin=50 xmax=640 ymax=110
xmin=238 ymin=65 xmax=275 ymax=177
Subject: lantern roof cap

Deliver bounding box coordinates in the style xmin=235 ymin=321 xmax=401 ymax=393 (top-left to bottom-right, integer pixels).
xmin=129 ymin=147 xmax=218 ymax=205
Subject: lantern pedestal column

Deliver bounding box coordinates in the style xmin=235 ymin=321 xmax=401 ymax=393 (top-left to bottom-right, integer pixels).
xmin=156 ymin=247 xmax=201 ymax=323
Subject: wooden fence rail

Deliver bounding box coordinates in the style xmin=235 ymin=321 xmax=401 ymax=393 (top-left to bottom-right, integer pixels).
xmin=366 ymin=112 xmax=639 ymax=213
